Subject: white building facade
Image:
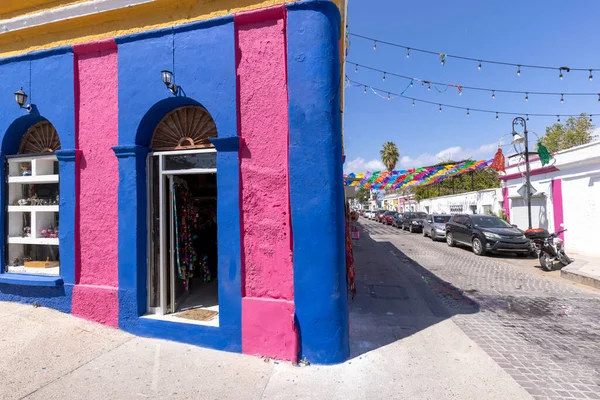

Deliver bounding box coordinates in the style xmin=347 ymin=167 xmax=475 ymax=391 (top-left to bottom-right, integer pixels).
xmin=501 ymin=141 xmax=600 ymax=257
xmin=382 ymin=193 xmax=417 ymax=212
xmin=418 ymin=188 xmax=503 ymax=216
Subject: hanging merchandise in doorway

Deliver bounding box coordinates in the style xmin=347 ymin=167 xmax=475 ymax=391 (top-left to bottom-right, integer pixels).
xmin=172 ymin=178 xmax=199 ymax=289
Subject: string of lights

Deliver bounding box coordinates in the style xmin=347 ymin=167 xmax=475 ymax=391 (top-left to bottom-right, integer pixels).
xmin=348 ymin=61 xmax=600 ymax=102
xmin=350 ymin=33 xmax=598 ymax=80
xmin=345 ymin=77 xmax=595 ymax=123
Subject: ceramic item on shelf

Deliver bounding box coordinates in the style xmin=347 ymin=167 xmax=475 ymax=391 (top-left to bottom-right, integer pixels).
xmin=22 ymin=227 xmax=31 ymax=238
xmin=17 ymin=199 xmax=29 ymax=206
xmin=41 ymin=226 xmax=57 ymax=239
xmin=20 ymin=162 xmax=31 ymax=176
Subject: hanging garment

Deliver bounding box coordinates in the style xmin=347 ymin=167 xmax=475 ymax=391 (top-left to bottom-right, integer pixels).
xmin=173 ymin=182 xmax=199 ymax=288
xmin=345 ymin=204 xmax=356 ymax=299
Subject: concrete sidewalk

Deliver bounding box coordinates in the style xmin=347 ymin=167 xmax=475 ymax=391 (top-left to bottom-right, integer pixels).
xmin=561 ymin=253 xmax=600 ymax=289
xmin=0 ymin=232 xmax=532 ymax=400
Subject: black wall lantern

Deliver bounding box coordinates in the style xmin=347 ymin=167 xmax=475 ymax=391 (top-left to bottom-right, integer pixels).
xmin=15 ymin=88 xmax=32 ymax=112
xmin=161 ymin=70 xmax=177 ymax=94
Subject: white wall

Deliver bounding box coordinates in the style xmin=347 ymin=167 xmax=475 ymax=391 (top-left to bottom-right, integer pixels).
xmin=503 ymin=141 xmax=600 ymax=256
xmin=418 ymin=189 xmax=503 ymax=216
xmin=382 ymin=194 xmax=417 ymax=212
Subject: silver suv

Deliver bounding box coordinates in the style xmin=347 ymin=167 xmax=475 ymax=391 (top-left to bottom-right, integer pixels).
xmin=423 ymin=214 xmax=451 ymax=241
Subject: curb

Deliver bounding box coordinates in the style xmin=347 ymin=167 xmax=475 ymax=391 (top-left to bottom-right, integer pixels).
xmin=560 ymin=259 xmax=600 ymax=289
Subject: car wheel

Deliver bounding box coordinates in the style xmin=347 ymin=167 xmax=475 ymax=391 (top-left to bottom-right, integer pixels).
xmin=446 ymin=232 xmax=455 ymax=247
xmin=472 ymin=237 xmax=486 ymax=256
xmin=515 ymin=252 xmax=527 ymax=257
xmin=430 ymin=229 xmax=436 ymax=241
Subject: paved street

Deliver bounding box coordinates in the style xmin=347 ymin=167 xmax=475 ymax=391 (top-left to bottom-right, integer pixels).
xmin=2 ymin=218 xmax=599 ymax=400
xmin=357 ymin=218 xmax=600 ymax=400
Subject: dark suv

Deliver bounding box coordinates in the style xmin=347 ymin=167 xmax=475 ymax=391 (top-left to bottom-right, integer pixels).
xmin=402 ymin=212 xmax=429 ymax=233
xmin=445 ymin=214 xmax=530 ymax=256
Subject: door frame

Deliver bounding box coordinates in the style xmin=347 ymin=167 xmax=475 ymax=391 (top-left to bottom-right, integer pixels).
xmin=147 ymin=148 xmax=217 ymax=316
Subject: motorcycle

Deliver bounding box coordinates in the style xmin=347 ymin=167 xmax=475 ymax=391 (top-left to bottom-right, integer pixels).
xmin=525 ymin=225 xmax=572 ymax=271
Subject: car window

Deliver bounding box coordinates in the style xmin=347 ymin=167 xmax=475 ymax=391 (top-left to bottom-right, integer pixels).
xmin=471 ymin=215 xmax=512 ymax=228
xmin=452 ymin=215 xmax=465 ymax=225
xmin=434 ymin=216 xmax=451 ymax=223
xmin=415 ymin=212 xmax=428 ymax=218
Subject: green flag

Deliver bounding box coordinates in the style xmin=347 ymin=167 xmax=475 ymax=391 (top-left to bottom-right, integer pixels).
xmin=536 ymin=141 xmax=553 ymax=166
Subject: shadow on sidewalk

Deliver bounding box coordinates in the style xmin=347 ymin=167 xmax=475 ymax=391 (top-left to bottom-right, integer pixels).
xmin=349 ymin=222 xmax=480 ymax=358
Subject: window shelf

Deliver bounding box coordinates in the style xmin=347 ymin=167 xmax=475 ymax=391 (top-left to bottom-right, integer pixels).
xmin=8 ymin=205 xmax=59 ymax=213
xmin=8 ymin=175 xmax=59 ymax=184
xmin=5 ymin=154 xmax=60 ymax=274
xmin=7 ymin=237 xmax=59 ymax=245
xmin=0 ymin=272 xmax=63 ymax=286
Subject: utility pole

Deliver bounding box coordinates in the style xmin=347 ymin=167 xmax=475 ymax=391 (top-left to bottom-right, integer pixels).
xmin=511 ymin=117 xmax=532 ymax=230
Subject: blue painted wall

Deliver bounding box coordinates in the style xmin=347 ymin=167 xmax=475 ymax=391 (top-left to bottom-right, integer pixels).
xmin=0 ymin=1 xmax=351 ymax=364
xmin=287 ymin=1 xmax=350 ymax=364
xmin=0 ymin=50 xmax=76 ymax=312
xmin=115 ymin=17 xmax=242 ymax=352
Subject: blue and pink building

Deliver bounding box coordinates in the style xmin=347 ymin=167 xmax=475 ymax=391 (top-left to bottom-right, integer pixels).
xmin=0 ymin=0 xmax=350 ymax=364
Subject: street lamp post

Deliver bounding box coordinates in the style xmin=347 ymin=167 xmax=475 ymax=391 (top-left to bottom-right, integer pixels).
xmin=511 ymin=117 xmax=532 ymax=230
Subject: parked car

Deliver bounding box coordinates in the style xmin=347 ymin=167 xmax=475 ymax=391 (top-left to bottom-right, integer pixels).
xmin=374 ymin=210 xmax=385 ymax=222
xmin=391 ymin=212 xmax=406 ymax=228
xmin=423 ymin=214 xmax=451 ymax=241
xmin=445 ymin=214 xmax=530 ymax=256
xmin=384 ymin=211 xmax=398 ymax=225
xmin=377 ymin=210 xmax=389 ymax=223
xmin=402 ymin=212 xmax=429 ymax=233
xmin=359 ymin=209 xmax=366 ymax=217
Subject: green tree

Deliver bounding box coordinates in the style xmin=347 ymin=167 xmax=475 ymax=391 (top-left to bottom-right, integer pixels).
xmin=380 ymin=142 xmax=399 ymax=172
xmin=356 ymin=186 xmax=370 ymax=204
xmin=541 ymin=113 xmax=596 ymax=152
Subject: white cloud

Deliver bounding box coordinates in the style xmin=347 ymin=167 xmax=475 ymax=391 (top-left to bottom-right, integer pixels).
xmin=398 ymin=142 xmax=498 ymax=169
xmin=345 ymin=142 xmax=499 ymax=173
xmin=344 ymin=157 xmax=385 ymax=173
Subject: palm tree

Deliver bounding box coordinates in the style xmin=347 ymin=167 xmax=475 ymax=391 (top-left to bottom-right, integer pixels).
xmin=380 ymin=141 xmax=399 ymax=171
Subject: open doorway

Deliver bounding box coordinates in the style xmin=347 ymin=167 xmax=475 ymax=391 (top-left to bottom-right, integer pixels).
xmin=147 ymin=150 xmax=219 ymax=325
xmin=145 ymin=105 xmax=220 ymax=325
xmin=170 ymin=173 xmax=218 ymax=317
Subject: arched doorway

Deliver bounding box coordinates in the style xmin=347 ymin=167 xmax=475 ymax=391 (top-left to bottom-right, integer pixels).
xmin=146 ymin=105 xmax=220 ymax=322
xmin=5 ymin=121 xmax=61 ymax=275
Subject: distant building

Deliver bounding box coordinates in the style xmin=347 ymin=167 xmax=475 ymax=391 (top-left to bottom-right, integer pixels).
xmin=501 ymin=141 xmax=600 ymax=256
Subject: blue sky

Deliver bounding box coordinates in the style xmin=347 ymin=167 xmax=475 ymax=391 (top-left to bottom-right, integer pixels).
xmin=343 ymin=0 xmax=600 ymax=173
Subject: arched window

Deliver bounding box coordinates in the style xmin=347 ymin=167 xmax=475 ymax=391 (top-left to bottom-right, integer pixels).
xmin=151 ymin=106 xmax=217 ymax=151
xmin=5 ymin=121 xmax=61 ymax=276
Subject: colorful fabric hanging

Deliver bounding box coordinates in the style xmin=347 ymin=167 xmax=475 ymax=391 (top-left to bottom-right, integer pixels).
xmin=173 ymin=181 xmax=203 ymax=289
xmin=489 ymin=148 xmax=506 ymax=173
xmin=344 ymin=204 xmax=356 ymax=299
xmin=536 ymin=141 xmax=553 ymax=166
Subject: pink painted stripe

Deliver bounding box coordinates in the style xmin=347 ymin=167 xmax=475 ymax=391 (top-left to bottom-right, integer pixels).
xmin=552 ymin=179 xmax=565 ymax=242
xmin=236 ymin=5 xmax=293 ymax=301
xmin=500 ymin=166 xmax=559 ymax=181
xmin=502 ymin=187 xmax=510 ymax=223
xmin=72 ymin=38 xmax=117 ymax=55
xmin=72 ymin=40 xmax=119 ymax=326
xmin=236 ymin=5 xmax=297 ymax=361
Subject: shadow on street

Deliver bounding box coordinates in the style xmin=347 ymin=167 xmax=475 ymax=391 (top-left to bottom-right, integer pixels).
xmin=349 ymin=222 xmax=480 ymax=358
